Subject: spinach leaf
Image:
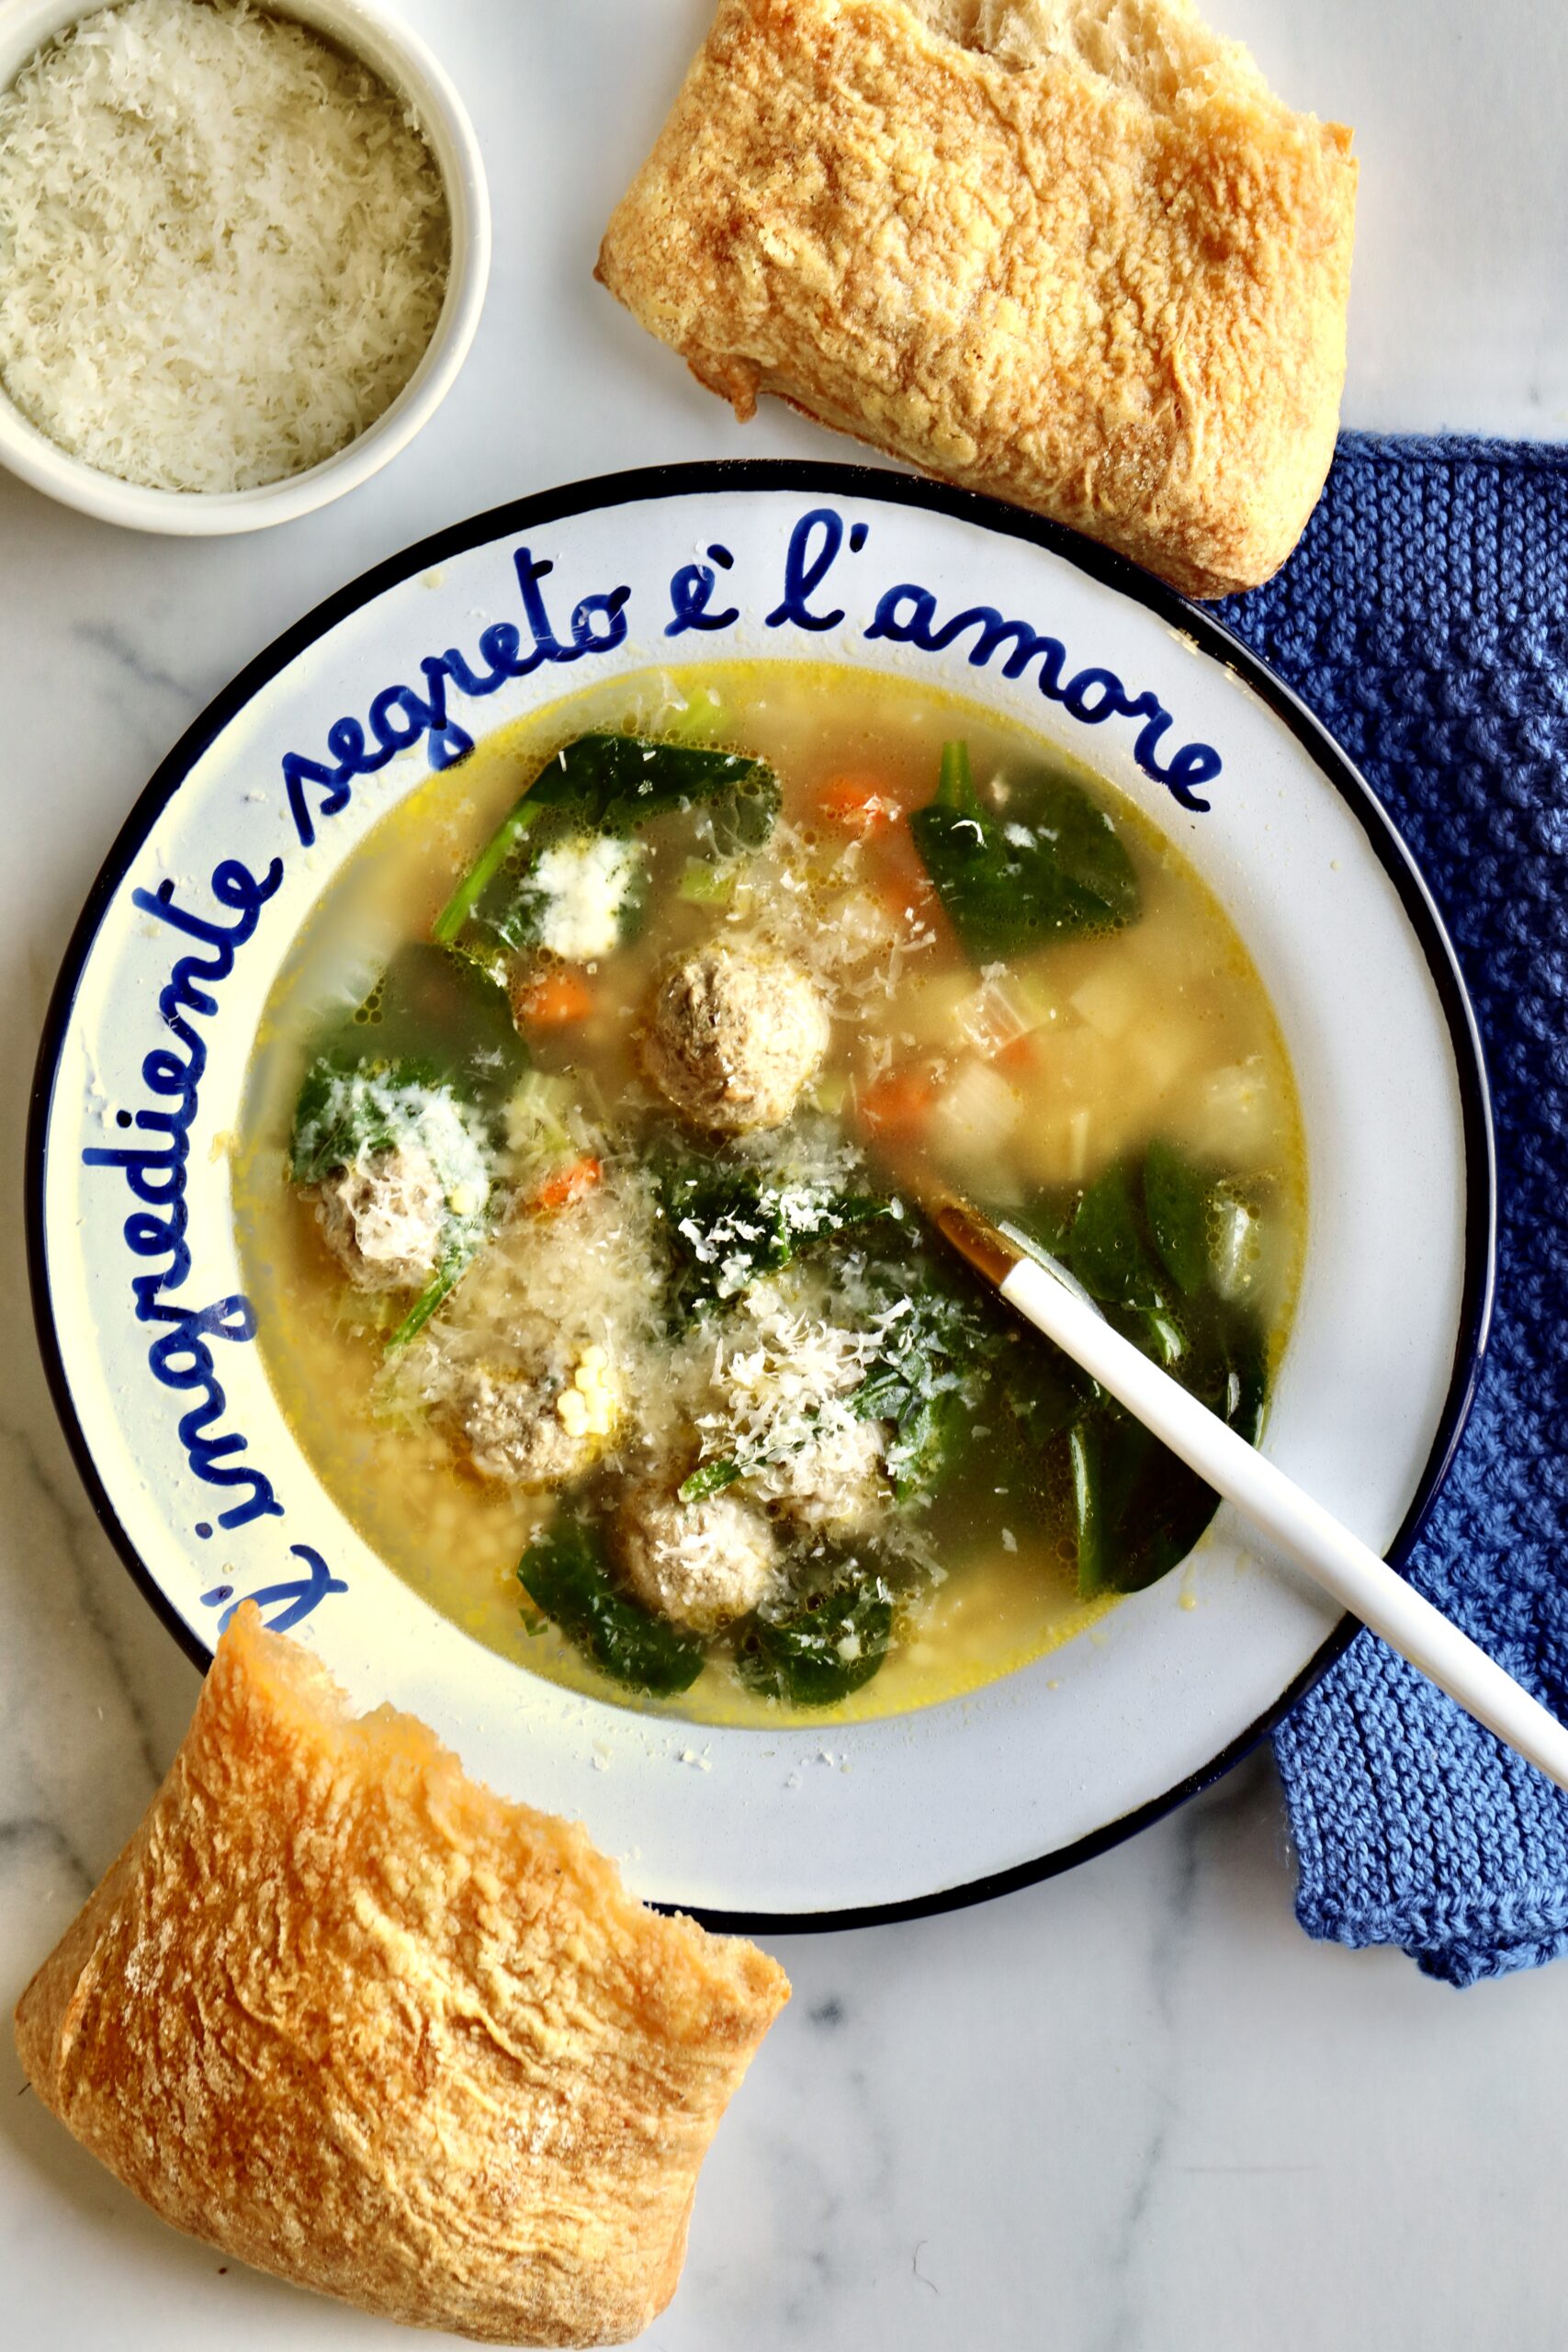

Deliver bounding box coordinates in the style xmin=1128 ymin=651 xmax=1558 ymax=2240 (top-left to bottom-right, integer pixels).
xmin=988 ymin=1321 xmax=1095 ymax=1453
xmin=289 ymin=1053 xmax=441 ymax=1183
xmin=843 ymin=1225 xmax=1091 ymax=1504
xmin=518 ymin=1516 xmax=705 ymax=1697
xmin=297 ymin=935 xmax=531 ymax=1138
xmin=486 ymin=834 xmax=649 ymax=959
xmin=1144 ymin=1138 xmax=1210 ymax=1297
xmin=658 ymin=1157 xmax=893 ymax=1320
xmin=851 ymin=1260 xmax=992 ymax=1502
xmin=433 ymin=733 xmax=780 ymax=947
xmin=909 ymin=740 xmax=1140 ymax=964
xmin=735 ymin=1557 xmax=894 ymax=1706
xmin=1062 ymin=1161 xmax=1165 ymax=1308
xmin=1071 ymin=1299 xmax=1267 ymax=1595
xmin=1010 ymin=1146 xmax=1271 ymax=1597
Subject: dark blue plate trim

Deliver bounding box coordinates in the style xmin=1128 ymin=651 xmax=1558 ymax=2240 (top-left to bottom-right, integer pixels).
xmin=25 ymin=460 xmax=1496 ymax=1933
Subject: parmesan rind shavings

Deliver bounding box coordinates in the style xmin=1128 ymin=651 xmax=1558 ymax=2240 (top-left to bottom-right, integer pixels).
xmin=0 ymin=0 xmax=450 ymax=492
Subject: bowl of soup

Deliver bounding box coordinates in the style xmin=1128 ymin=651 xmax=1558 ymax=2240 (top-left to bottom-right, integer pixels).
xmin=28 ymin=465 xmax=1492 ymax=1924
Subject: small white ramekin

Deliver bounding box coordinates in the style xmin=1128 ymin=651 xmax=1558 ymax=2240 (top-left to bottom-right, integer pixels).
xmin=0 ymin=0 xmax=491 ymax=534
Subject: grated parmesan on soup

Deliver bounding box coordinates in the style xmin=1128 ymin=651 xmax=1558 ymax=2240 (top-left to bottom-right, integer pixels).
xmin=0 ymin=0 xmax=450 ymax=492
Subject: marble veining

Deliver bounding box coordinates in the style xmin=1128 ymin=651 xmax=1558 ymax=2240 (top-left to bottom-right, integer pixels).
xmin=6 ymin=4 xmax=1568 ymax=2346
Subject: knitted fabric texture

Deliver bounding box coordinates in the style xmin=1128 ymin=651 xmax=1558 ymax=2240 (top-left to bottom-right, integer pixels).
xmin=1220 ymin=434 xmax=1568 ymax=1987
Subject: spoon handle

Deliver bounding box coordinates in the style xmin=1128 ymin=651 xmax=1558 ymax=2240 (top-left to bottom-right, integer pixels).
xmin=1002 ymin=1255 xmax=1568 ymax=1792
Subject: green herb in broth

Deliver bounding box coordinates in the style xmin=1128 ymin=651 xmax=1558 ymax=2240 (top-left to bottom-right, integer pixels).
xmin=287 ymin=941 xmax=527 ymax=1352
xmin=1144 ymin=1136 xmax=1213 ymax=1298
xmin=909 ymin=738 xmax=1141 ymax=962
xmin=291 ymin=942 xmax=526 ymax=1167
xmin=677 ymin=1456 xmax=745 ymax=1505
xmin=1004 ymin=1144 xmax=1270 ymax=1596
xmin=389 ymin=1229 xmax=488 ymax=1354
xmin=735 ymin=1554 xmax=894 ymax=1707
xmin=519 ymin=1515 xmax=705 ymax=1697
xmin=433 ymin=731 xmax=780 ymax=955
xmin=235 ymin=660 xmax=1304 ymax=1726
xmin=656 ymin=1147 xmax=894 ymax=1325
xmin=849 ymin=1257 xmax=991 ymax=1504
xmin=289 ymin=1056 xmax=445 ymax=1184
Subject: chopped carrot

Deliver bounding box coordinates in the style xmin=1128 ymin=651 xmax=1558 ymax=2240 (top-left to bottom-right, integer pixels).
xmin=856 ymin=1068 xmax=937 ymax=1137
xmin=817 ymin=773 xmax=903 ymax=837
xmin=528 ymin=1155 xmax=602 ymax=1214
xmin=995 ymin=1033 xmax=1039 ymax=1075
xmin=513 ymin=967 xmax=595 ymax=1027
xmin=871 ymin=858 xmax=936 ymax=922
xmin=859 ymin=816 xmax=944 ymax=928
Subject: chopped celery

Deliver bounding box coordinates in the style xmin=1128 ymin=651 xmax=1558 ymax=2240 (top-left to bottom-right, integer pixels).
xmin=661 ymin=684 xmax=730 ymax=742
xmin=679 ymin=856 xmax=735 ymax=905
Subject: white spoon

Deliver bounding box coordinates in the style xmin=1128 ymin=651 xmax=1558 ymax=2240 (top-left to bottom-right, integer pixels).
xmin=931 ymin=1197 xmax=1568 ymax=1792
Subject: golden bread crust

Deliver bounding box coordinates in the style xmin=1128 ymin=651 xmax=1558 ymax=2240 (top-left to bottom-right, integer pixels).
xmin=596 ymin=0 xmax=1357 ymax=597
xmin=14 ymin=1607 xmax=788 ymax=2346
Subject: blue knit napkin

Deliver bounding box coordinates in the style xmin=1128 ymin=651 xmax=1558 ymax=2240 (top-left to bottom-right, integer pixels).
xmin=1218 ymin=434 xmax=1568 ymax=1986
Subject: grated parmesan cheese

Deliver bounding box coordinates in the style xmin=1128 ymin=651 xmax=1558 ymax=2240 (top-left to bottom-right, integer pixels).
xmin=521 ymin=834 xmax=646 ymax=964
xmin=0 ymin=0 xmax=449 ymax=491
xmin=692 ymin=1269 xmax=898 ymax=1536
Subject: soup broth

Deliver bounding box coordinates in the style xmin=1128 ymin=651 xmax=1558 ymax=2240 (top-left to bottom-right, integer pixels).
xmin=236 ymin=662 xmax=1304 ymax=1723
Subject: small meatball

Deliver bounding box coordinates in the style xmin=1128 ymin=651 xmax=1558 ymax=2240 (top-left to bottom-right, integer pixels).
xmin=310 ymin=1146 xmax=446 ymax=1293
xmin=641 ymin=944 xmax=831 ymax=1134
xmin=434 ymin=1351 xmax=616 ymax=1488
xmin=615 ymin=1483 xmax=782 ymax=1634
xmin=744 ymin=1415 xmax=892 ymax=1541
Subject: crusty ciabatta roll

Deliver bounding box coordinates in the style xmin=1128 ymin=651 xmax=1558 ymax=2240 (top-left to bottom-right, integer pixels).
xmin=14 ymin=1606 xmax=788 ymax=2347
xmin=596 ymin=0 xmax=1357 ymax=598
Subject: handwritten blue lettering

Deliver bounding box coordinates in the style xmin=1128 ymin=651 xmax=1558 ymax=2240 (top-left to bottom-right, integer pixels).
xmin=767 ymin=508 xmax=852 ymax=633
xmin=284 ymin=548 xmax=632 ymax=846
xmin=203 ymin=1545 xmax=348 ymax=1634
xmin=84 ymin=856 xmax=286 ymax=1529
xmin=667 ymin=542 xmax=739 ymax=637
xmin=864 ymin=582 xmax=1222 ymax=811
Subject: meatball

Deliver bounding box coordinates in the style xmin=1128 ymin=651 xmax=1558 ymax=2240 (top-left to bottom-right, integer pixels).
xmin=310 ymin=1145 xmax=446 ymax=1292
xmin=641 ymin=943 xmax=831 ymax=1134
xmin=744 ymin=1415 xmax=892 ymax=1542
xmin=615 ymin=1482 xmax=782 ymax=1634
xmin=434 ymin=1349 xmax=616 ymax=1488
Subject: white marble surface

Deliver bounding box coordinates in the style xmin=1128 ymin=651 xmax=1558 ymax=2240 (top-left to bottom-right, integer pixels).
xmin=4 ymin=3 xmax=1567 ymax=2346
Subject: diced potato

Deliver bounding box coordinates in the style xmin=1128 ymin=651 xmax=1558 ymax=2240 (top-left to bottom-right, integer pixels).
xmin=1176 ymin=1057 xmax=1280 ymax=1163
xmin=900 ymin=969 xmax=985 ymax=1048
xmin=1069 ymin=959 xmax=1142 ymax=1041
xmin=1124 ymin=1012 xmax=1201 ymax=1097
xmin=929 ymin=1056 xmax=1022 ymax=1166
xmin=1017 ymin=1105 xmax=1100 ymax=1189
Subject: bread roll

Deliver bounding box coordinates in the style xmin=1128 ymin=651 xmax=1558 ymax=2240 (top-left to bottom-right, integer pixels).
xmin=596 ymin=0 xmax=1357 ymax=597
xmin=14 ymin=1606 xmax=788 ymax=2346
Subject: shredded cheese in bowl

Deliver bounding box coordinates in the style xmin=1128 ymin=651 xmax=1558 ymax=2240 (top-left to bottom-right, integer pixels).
xmin=0 ymin=0 xmax=451 ymax=494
